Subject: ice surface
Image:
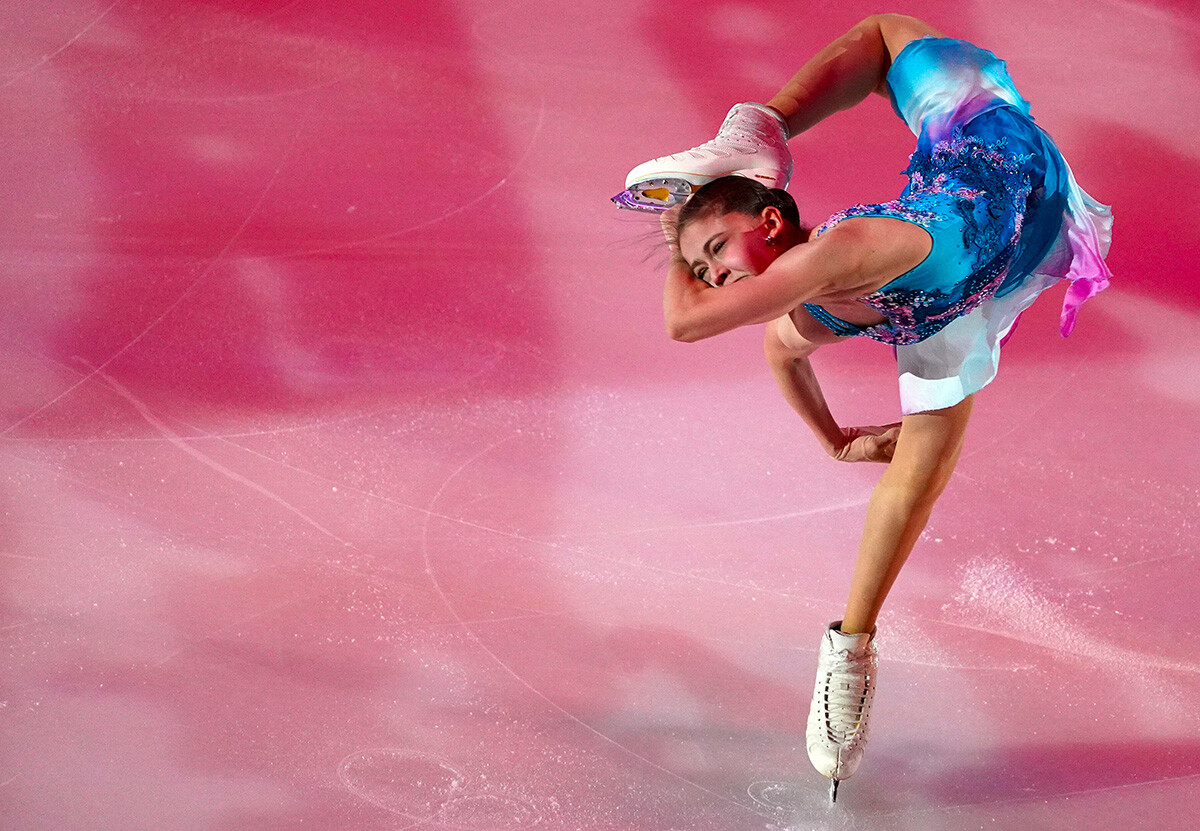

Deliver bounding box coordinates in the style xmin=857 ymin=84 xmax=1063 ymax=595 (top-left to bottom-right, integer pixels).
xmin=2 ymin=1 xmax=1199 ymax=829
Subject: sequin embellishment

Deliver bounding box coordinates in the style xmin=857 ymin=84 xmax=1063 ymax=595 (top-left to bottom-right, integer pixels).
xmin=805 ymin=132 xmax=1034 ymax=345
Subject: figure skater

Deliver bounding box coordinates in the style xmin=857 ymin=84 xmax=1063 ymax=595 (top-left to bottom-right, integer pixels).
xmin=614 ymin=13 xmax=1112 ymax=800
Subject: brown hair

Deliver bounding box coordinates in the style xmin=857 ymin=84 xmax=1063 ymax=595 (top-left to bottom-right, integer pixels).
xmin=675 ymin=176 xmax=802 ymax=238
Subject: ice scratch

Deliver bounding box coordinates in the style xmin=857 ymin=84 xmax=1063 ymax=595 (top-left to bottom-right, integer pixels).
xmin=418 ymin=436 xmax=761 ymax=817
xmin=1 ymin=0 xmax=122 ymax=90
xmin=92 ymin=366 xmax=351 ymax=546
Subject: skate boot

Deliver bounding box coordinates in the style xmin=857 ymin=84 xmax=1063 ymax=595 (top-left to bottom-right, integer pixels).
xmin=612 ymin=102 xmax=792 ymax=212
xmin=805 ymin=621 xmax=878 ymax=802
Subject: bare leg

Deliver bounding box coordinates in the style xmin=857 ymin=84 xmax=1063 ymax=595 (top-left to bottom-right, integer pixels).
xmin=765 ymin=14 xmax=943 ymax=138
xmin=618 ymin=16 xmax=944 ymax=210
xmin=840 ymin=395 xmax=974 ymax=634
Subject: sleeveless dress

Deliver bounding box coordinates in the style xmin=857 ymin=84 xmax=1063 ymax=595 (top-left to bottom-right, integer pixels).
xmin=803 ymin=38 xmax=1112 ymax=414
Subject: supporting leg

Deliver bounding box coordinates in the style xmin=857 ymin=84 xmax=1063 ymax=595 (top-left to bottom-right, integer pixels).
xmin=840 ymin=395 xmax=974 ymax=634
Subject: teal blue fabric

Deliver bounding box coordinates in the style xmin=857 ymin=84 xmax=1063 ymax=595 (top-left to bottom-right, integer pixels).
xmin=803 ymin=38 xmax=1070 ymax=345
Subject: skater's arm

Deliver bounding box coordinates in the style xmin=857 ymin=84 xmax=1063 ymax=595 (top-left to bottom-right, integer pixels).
xmin=665 ymin=217 xmax=927 ymax=342
xmin=766 ymin=14 xmax=943 ymax=138
xmin=840 ymin=395 xmax=974 ymax=634
xmin=764 ymin=318 xmax=845 ymax=454
xmin=664 ymin=236 xmax=854 ymax=342
xmin=763 ymin=316 xmax=898 ymax=462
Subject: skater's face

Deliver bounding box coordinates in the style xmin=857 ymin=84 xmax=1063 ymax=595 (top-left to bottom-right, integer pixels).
xmin=678 ymin=208 xmax=784 ymax=287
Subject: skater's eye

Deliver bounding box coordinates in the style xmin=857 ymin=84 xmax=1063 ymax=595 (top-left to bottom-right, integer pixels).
xmin=701 ymin=234 xmax=723 ymax=262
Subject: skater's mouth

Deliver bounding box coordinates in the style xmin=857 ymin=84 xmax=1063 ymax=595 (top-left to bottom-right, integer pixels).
xmin=710 ymin=273 xmax=748 ymax=288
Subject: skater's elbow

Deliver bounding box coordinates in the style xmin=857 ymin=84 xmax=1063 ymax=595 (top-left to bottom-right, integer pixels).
xmin=663 ymin=298 xmax=711 ymax=341
xmin=666 ymin=317 xmax=703 ymax=342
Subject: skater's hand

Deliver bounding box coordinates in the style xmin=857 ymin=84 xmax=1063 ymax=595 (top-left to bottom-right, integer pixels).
xmin=831 ymin=424 xmax=901 ymax=463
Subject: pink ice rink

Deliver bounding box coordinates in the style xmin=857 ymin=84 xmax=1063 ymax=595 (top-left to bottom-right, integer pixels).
xmin=3 ymin=1 xmax=1199 ymax=829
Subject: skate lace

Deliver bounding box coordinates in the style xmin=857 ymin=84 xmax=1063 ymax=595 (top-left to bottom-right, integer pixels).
xmin=718 ymin=109 xmax=777 ymax=148
xmin=683 ymin=108 xmax=779 ymax=158
xmin=818 ymin=650 xmax=873 ymax=744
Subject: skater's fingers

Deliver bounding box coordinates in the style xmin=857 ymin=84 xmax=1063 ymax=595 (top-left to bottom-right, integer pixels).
xmin=833 ymin=426 xmax=898 ymax=464
xmin=873 ymin=425 xmax=901 ymax=450
xmin=871 ymin=431 xmax=898 ymax=463
xmin=858 ymin=422 xmax=902 ymax=437
xmin=833 ymin=429 xmax=872 ymax=463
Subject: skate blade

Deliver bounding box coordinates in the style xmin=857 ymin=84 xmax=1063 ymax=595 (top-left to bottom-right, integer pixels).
xmin=829 ymin=778 xmax=839 ymax=803
xmin=610 ymin=177 xmax=696 ymax=212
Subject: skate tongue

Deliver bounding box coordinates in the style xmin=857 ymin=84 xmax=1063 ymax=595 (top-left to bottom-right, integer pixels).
xmin=828 ymin=625 xmax=873 ymax=654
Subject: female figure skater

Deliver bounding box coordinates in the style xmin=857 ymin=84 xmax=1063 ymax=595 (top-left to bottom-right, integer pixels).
xmin=615 ymin=13 xmax=1112 ymax=799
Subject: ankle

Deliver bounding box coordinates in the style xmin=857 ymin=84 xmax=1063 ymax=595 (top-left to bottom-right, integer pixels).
xmin=837 ymin=614 xmax=876 ymax=636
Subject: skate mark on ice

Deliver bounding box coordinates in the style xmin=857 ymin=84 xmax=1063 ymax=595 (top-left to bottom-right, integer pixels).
xmin=0 ymin=0 xmax=123 ymax=90
xmin=945 ymin=556 xmax=1200 ymax=675
xmin=557 ymin=495 xmax=869 ymax=538
xmin=747 ymin=780 xmax=840 ymax=815
xmin=339 ymin=750 xmax=465 ymax=818
xmin=1058 ymin=547 xmax=1197 ymax=582
xmin=0 ymin=119 xmax=306 ymax=439
xmin=545 ymin=542 xmax=830 ymax=609
xmin=183 ymin=420 xmax=788 ymax=615
xmin=883 ymin=614 xmax=1036 ymax=672
xmin=123 ymin=68 xmax=363 ymax=105
xmin=0 ymin=551 xmax=47 ymax=562
xmin=960 ymin=377 xmax=1072 ymax=461
xmin=192 ymin=426 xmax=568 ymax=554
xmin=869 ymin=769 xmax=1200 ymax=819
xmin=268 ymin=92 xmax=547 ymax=258
xmin=419 ymin=437 xmax=760 ymax=816
xmin=160 ymin=339 xmax=506 ymax=441
xmin=110 ymin=0 xmax=307 ymax=67
xmin=887 ymin=654 xmax=1036 ymax=672
xmin=437 ymin=792 xmax=543 ymax=829
xmin=338 ymin=750 xmax=542 ymax=829
xmin=940 ymin=614 xmax=1200 ymax=676
xmin=91 ymin=365 xmax=352 ymax=546
xmin=0 ymin=335 xmax=506 ymax=445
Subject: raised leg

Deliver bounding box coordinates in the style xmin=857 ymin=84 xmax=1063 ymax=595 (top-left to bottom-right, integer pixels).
xmin=614 ymin=15 xmax=944 ymax=211
xmin=765 ymin=14 xmax=942 ymax=139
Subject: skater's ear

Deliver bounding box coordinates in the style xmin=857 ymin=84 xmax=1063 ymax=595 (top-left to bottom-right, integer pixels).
xmin=760 ymin=205 xmax=787 ymax=237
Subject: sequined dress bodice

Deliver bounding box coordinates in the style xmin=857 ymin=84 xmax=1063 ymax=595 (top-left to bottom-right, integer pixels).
xmin=803 ymin=38 xmax=1070 ymax=346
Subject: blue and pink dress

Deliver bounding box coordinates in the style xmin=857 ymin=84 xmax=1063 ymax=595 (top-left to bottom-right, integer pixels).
xmin=804 ymin=37 xmax=1112 ymax=414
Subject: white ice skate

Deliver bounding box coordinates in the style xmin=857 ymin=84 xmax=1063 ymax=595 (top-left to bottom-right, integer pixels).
xmin=805 ymin=621 xmax=878 ymax=803
xmin=612 ymin=102 xmax=793 ymax=212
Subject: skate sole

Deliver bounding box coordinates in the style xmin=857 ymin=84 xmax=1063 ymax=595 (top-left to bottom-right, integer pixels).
xmin=610 ymin=177 xmax=696 ymax=212
xmin=612 ymin=169 xmax=789 ymax=212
